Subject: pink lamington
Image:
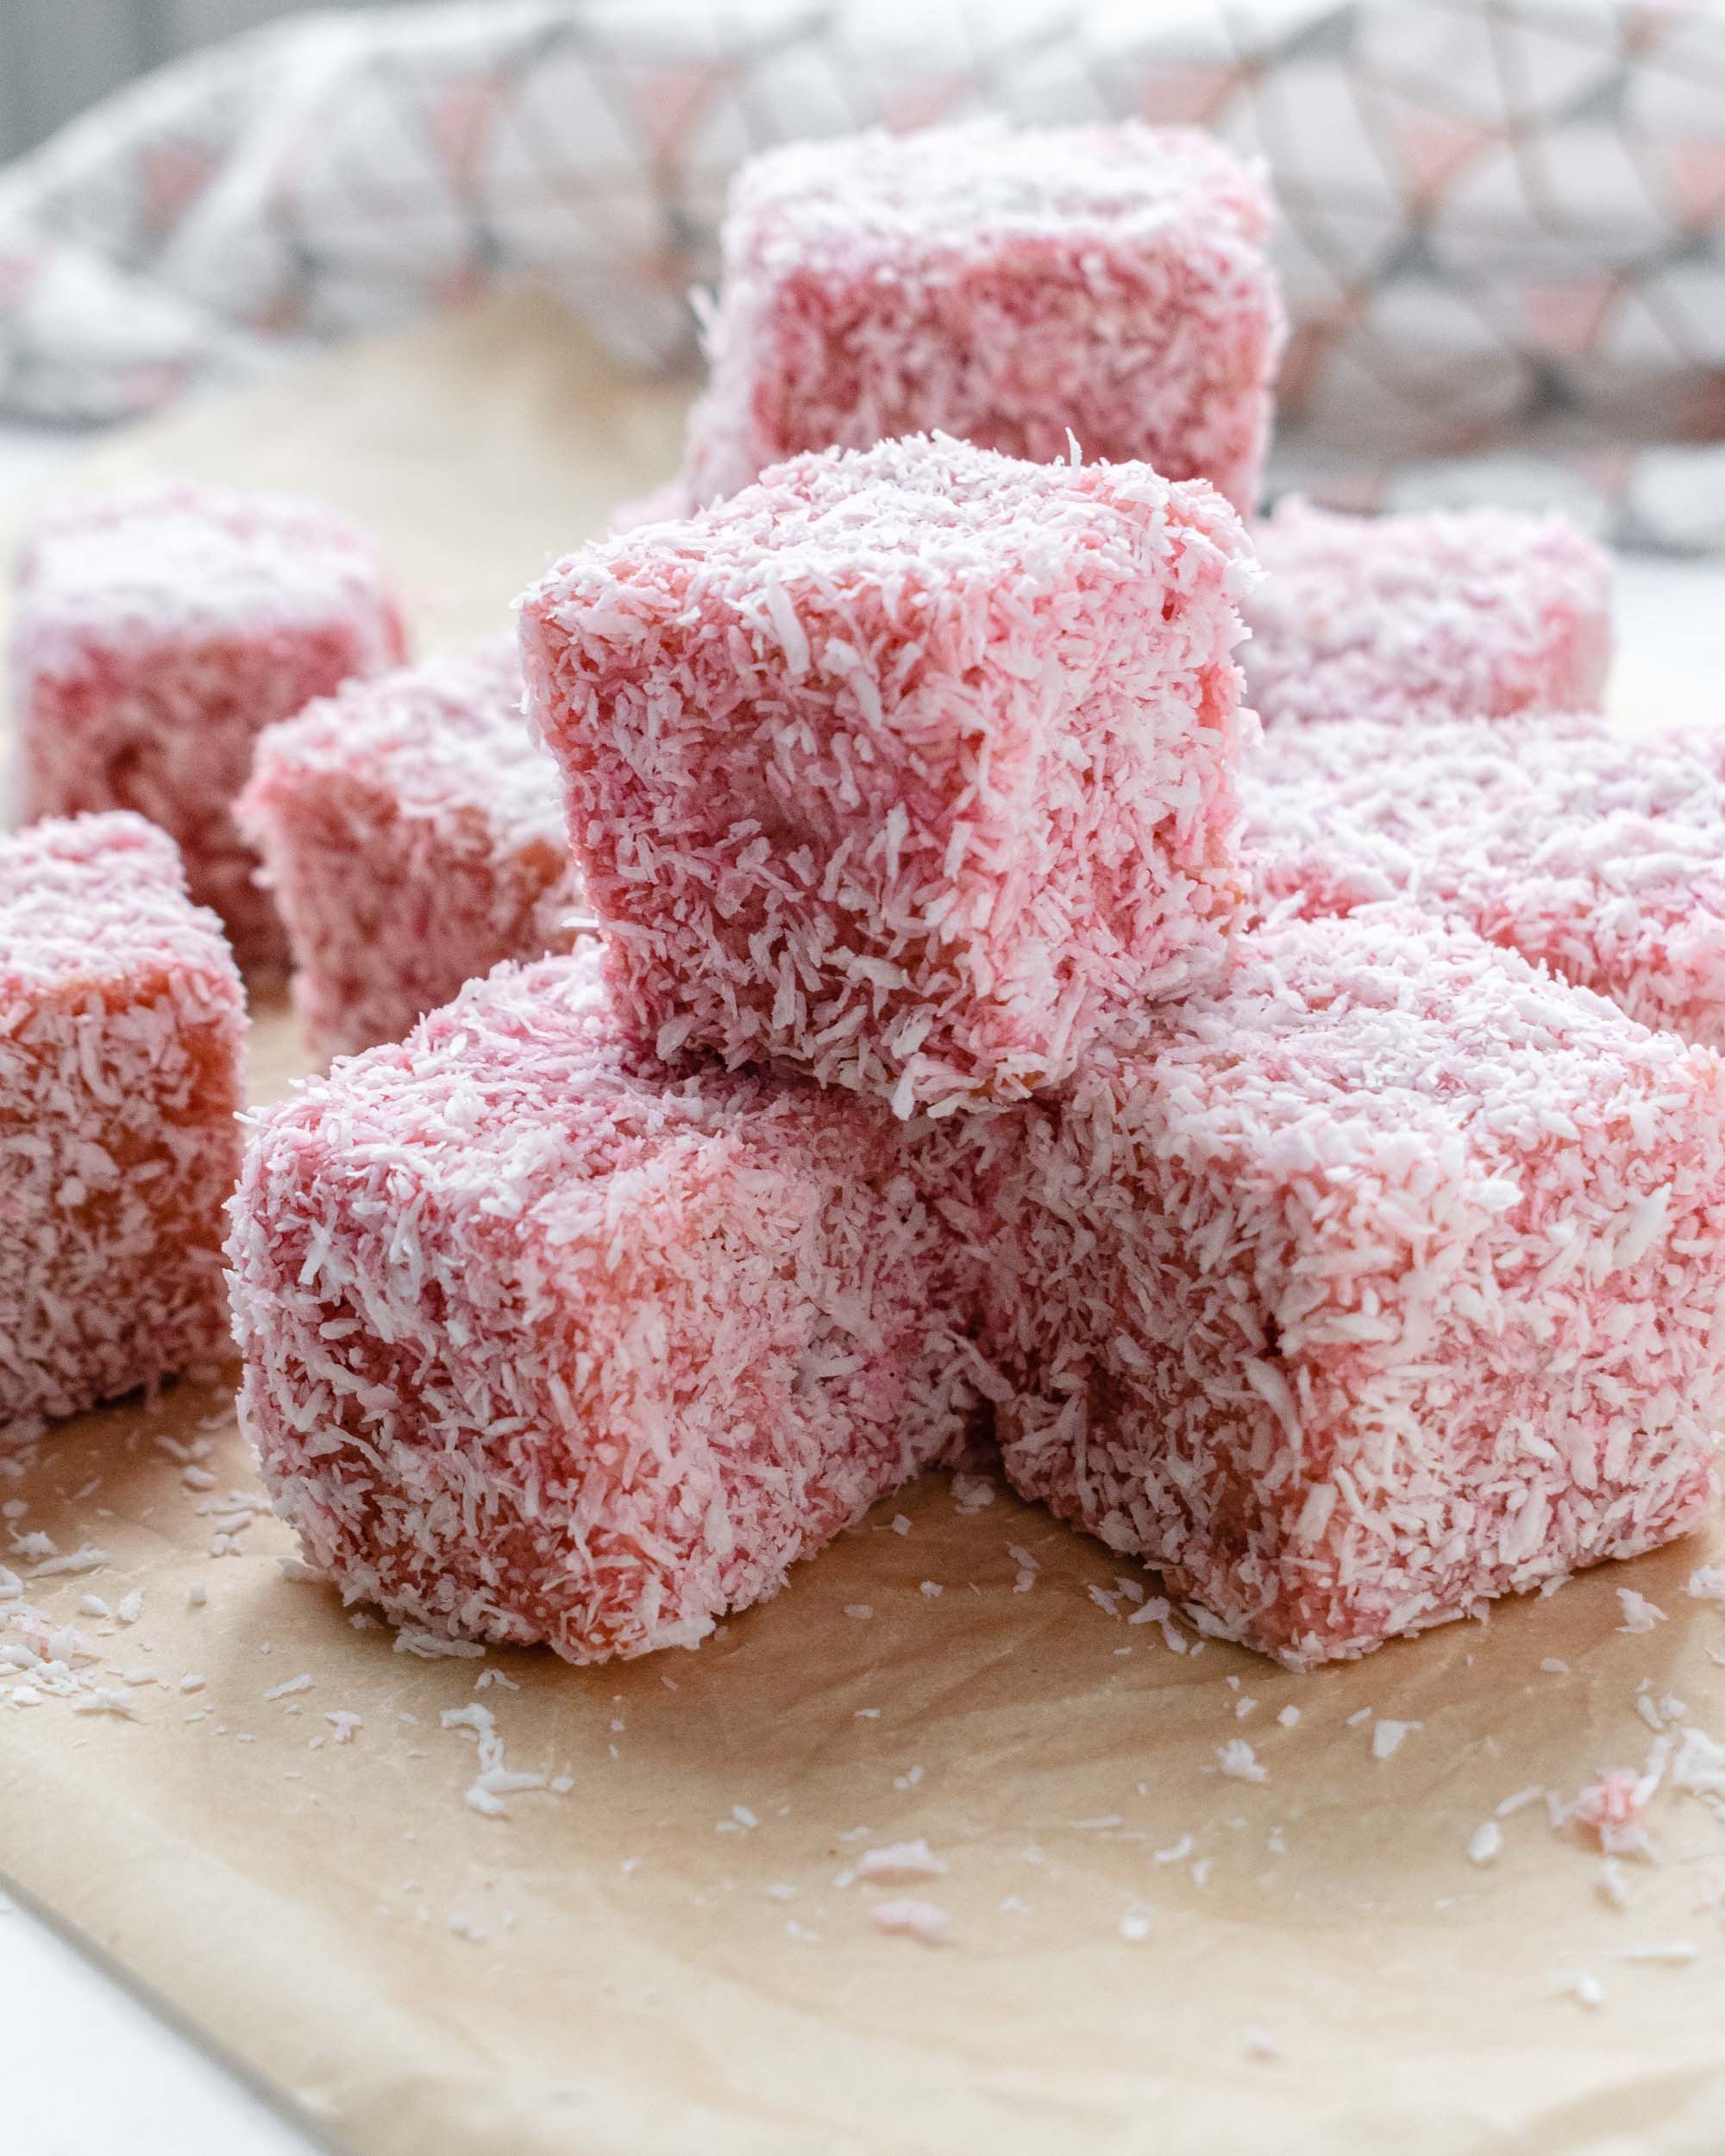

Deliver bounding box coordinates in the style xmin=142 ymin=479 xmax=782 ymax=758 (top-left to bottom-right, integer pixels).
xmin=10 ymin=485 xmax=408 ymax=971
xmin=520 ymin=432 xmax=1256 ymax=1116
xmin=681 ymin=120 xmax=1283 ymax=516
xmin=1244 ymin=499 xmax=1612 ymax=727
xmin=963 ymin=906 xmax=1725 ymax=1668
xmin=238 ymin=640 xmax=579 ymax=1062
xmin=228 ymin=946 xmax=967 ymax=1661
xmin=1247 ymin=711 xmax=1725 ymax=1049
xmin=2 ymin=814 xmax=245 ymax=1423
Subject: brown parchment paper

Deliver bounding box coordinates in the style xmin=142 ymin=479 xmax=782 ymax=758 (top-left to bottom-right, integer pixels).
xmin=6 ymin=293 xmax=1725 ymax=2156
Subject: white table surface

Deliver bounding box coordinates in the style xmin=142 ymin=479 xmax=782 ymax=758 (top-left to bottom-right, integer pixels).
xmin=0 ymin=417 xmax=1719 ymax=2155
xmin=0 ymin=1883 xmax=332 ymax=2155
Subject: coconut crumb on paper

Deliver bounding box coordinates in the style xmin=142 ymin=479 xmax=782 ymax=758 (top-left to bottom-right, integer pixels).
xmin=1468 ymin=1821 xmax=1503 ymax=1865
xmin=1217 ymin=1740 xmax=1267 ymax=1784
xmin=856 ymin=1840 xmax=946 ymax=1883
xmin=1569 ymin=1742 xmax=1670 ymax=1859
xmin=1672 ymin=1727 xmax=1725 ymax=1808
xmin=396 ymin=1626 xmax=486 ymax=1660
xmin=441 ymin=1702 xmax=548 ymax=1819
xmin=1551 ymin=1968 xmax=1604 ymax=2009
xmin=30 ymin=1545 xmax=110 ymax=1578
xmin=1596 ymin=1858 xmax=1632 ymax=1910
xmin=1372 ymin=1720 xmax=1421 ymax=1761
xmin=72 ymin=1688 xmax=139 ymax=1720
xmin=870 ymin=1898 xmax=950 ymax=1945
xmin=1617 ymin=1590 xmax=1667 ymax=1635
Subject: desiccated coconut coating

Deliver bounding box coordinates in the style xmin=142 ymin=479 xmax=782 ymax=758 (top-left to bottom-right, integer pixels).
xmin=1246 ymin=711 xmax=1725 ymax=1050
xmin=682 ymin=119 xmax=1284 ymax=516
xmin=1244 ymin=499 xmax=1611 ymax=728
xmin=960 ymin=906 xmax=1725 ymax=1669
xmin=521 ymin=432 xmax=1257 ymax=1118
xmin=1 ymin=813 xmax=245 ymax=1422
xmin=238 ymin=640 xmax=579 ymax=1062
xmin=228 ymin=947 xmax=969 ymax=1662
xmin=10 ymin=485 xmax=408 ymax=971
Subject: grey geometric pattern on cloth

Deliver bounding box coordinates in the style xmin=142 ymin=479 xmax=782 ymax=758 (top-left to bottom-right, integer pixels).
xmin=0 ymin=0 xmax=1722 ymax=550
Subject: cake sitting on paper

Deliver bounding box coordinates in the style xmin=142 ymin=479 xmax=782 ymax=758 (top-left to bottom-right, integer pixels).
xmin=960 ymin=907 xmax=1725 ymax=1667
xmin=2 ymin=814 xmax=245 ymax=1424
xmin=229 ymin=946 xmax=967 ymax=1661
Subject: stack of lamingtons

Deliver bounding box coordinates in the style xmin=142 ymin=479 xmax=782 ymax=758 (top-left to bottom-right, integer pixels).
xmin=11 ymin=120 xmax=1725 ymax=1677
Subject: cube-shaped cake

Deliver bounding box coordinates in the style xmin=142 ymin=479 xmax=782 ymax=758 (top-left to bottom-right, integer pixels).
xmin=1247 ymin=711 xmax=1725 ymax=1050
xmin=521 ymin=433 xmax=1257 ymax=1116
xmin=239 ymin=640 xmax=578 ymax=1061
xmin=682 ymin=120 xmax=1284 ymax=516
xmin=2 ymin=814 xmax=245 ymax=1423
xmin=968 ymin=906 xmax=1725 ymax=1666
xmin=1244 ymin=500 xmax=1612 ymax=728
xmin=229 ymin=947 xmax=968 ymax=1661
xmin=10 ymin=484 xmax=408 ymax=971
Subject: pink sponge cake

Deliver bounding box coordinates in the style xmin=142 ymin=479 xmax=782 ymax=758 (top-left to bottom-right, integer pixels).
xmin=228 ymin=947 xmax=964 ymax=1661
xmin=682 ymin=120 xmax=1283 ymax=516
xmin=969 ymin=906 xmax=1725 ymax=1668
xmin=521 ymin=432 xmax=1257 ymax=1117
xmin=1244 ymin=500 xmax=1611 ymax=728
xmin=239 ymin=640 xmax=578 ymax=1061
xmin=1247 ymin=711 xmax=1725 ymax=1050
xmin=10 ymin=485 xmax=408 ymax=971
xmin=2 ymin=814 xmax=245 ymax=1423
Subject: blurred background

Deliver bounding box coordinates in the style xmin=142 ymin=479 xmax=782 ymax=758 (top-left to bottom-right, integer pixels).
xmin=0 ymin=2 xmax=367 ymax=160
xmin=1 ymin=0 xmax=1722 ymax=551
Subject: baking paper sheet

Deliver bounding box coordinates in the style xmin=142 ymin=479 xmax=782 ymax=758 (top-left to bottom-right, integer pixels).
xmin=5 ymin=294 xmax=1725 ymax=2156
